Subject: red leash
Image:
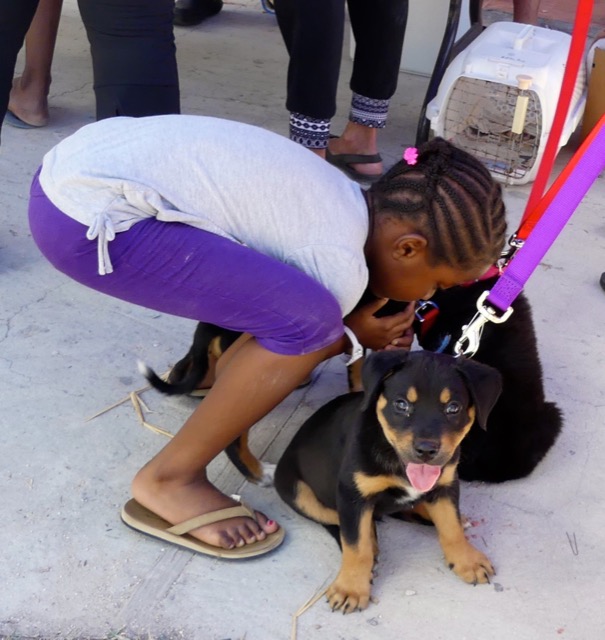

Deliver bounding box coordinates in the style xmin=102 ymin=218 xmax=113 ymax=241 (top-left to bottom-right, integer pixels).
xmin=514 ymin=0 xmax=594 ymax=242
xmin=418 ymin=1 xmax=596 ymax=349
xmin=455 ymin=112 xmax=605 ymax=356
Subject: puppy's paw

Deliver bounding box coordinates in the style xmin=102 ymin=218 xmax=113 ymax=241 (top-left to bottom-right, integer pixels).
xmin=257 ymin=462 xmax=276 ymax=487
xmin=446 ymin=544 xmax=495 ymax=585
xmin=326 ymin=578 xmax=371 ymax=613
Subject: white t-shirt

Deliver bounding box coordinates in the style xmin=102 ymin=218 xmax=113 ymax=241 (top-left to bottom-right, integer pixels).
xmin=39 ymin=115 xmax=370 ymax=316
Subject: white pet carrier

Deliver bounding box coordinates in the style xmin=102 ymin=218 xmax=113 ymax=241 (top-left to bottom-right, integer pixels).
xmin=426 ymin=22 xmax=586 ymax=185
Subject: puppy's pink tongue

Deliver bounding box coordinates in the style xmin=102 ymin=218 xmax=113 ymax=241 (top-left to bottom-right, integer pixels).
xmin=406 ymin=463 xmax=441 ymax=492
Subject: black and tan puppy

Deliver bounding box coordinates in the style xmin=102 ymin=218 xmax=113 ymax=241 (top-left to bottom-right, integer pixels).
xmin=273 ymin=350 xmax=502 ymax=613
xmin=139 ymin=322 xmax=241 ymax=396
xmin=415 ymin=276 xmax=563 ymax=482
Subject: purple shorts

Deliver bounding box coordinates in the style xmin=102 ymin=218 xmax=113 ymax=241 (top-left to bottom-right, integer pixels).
xmin=28 ymin=170 xmax=343 ymax=356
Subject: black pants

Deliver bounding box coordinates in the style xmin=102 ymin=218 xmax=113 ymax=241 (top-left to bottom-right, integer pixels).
xmin=0 ymin=0 xmax=40 ymax=142
xmin=274 ymin=0 xmax=408 ymax=120
xmin=78 ymin=0 xmax=180 ymax=119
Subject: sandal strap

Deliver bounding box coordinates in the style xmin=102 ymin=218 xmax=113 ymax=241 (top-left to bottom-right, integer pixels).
xmin=166 ymin=503 xmax=256 ymax=536
xmin=326 ymin=150 xmax=383 ymax=165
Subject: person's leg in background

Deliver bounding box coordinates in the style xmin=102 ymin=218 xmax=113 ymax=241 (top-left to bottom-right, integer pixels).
xmin=327 ymin=0 xmax=408 ymax=179
xmin=0 ymin=0 xmax=40 ymax=142
xmin=173 ymin=0 xmax=223 ymax=27
xmin=512 ymin=0 xmax=540 ymax=24
xmin=77 ymin=0 xmax=180 ymax=119
xmin=274 ymin=0 xmax=345 ymax=154
xmin=7 ymin=0 xmax=63 ymax=129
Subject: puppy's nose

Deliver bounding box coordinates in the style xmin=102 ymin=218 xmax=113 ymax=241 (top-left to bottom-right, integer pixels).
xmin=413 ymin=439 xmax=440 ymax=462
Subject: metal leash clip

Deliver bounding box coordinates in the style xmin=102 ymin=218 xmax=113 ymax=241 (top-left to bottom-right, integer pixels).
xmin=454 ymin=291 xmax=514 ymax=358
xmin=499 ymin=233 xmax=524 ymax=268
xmin=414 ymin=299 xmax=439 ymax=323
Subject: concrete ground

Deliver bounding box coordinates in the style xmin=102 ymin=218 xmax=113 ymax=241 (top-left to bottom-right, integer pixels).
xmin=1 ymin=2 xmax=605 ymax=639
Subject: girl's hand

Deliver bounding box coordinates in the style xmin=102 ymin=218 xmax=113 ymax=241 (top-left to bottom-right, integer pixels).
xmin=344 ymin=299 xmax=416 ymax=352
xmin=381 ymin=326 xmax=415 ymax=351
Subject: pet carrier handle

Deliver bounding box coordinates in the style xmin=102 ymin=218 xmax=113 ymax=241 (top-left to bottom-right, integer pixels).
xmin=455 ymin=114 xmax=605 ymax=357
xmin=513 ymin=25 xmax=534 ymax=51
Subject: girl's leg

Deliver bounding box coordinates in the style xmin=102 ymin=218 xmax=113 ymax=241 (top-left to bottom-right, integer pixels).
xmin=8 ymin=0 xmax=63 ymax=127
xmin=274 ymin=0 xmax=345 ymax=153
xmin=29 ymin=175 xmax=345 ymax=549
xmin=133 ymin=337 xmax=342 ymax=548
xmin=328 ymin=0 xmax=408 ymax=176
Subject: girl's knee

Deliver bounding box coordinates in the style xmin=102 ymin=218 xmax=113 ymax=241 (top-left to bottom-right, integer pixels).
xmin=258 ymin=288 xmax=343 ymax=356
xmin=307 ymin=289 xmax=343 ymax=348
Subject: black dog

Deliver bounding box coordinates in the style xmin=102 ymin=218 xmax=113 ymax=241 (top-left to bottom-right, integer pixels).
xmin=274 ymin=350 xmax=502 ymax=613
xmin=415 ymin=276 xmax=563 ymax=482
xmin=139 ymin=322 xmax=241 ymax=396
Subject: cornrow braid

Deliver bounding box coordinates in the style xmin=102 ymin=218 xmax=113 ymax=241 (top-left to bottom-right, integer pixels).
xmin=369 ymin=137 xmax=507 ymax=270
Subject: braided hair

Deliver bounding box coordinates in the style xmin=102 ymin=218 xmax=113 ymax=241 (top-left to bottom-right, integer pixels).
xmin=369 ymin=138 xmax=507 ymax=270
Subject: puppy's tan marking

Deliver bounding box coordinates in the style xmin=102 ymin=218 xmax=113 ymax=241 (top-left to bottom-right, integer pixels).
xmin=409 ymin=502 xmax=433 ymax=521
xmin=397 ymin=501 xmax=434 ymax=523
xmin=354 ymin=471 xmax=409 ymax=497
xmin=436 ymin=461 xmax=457 ymax=487
xmin=425 ymin=497 xmax=494 ymax=585
xmin=347 ymin=359 xmax=364 ymax=393
xmin=376 ymin=395 xmax=415 ymax=452
xmin=293 ymin=481 xmax=339 ymax=525
xmin=208 ymin=335 xmax=223 ymax=360
xmin=441 ymin=408 xmax=475 ymax=454
xmin=231 ymin=432 xmax=264 ymax=480
xmin=326 ymin=508 xmax=375 ymax=612
xmin=439 ymin=387 xmax=451 ymax=404
xmin=406 ymin=386 xmax=418 ymax=402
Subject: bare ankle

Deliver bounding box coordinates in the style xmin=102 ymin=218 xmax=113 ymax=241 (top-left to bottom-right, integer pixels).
xmin=132 ymin=461 xmax=205 ymax=499
xmin=342 ymin=121 xmax=377 ymax=145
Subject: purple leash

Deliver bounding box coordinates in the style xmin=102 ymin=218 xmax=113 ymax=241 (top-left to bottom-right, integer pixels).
xmin=455 ymin=120 xmax=605 ymax=357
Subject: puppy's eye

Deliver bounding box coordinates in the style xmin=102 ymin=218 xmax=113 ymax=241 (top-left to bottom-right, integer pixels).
xmin=445 ymin=401 xmax=462 ymax=415
xmin=393 ymin=399 xmax=413 ymax=416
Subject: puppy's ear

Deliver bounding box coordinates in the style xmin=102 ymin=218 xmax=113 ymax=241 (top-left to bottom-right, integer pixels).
xmin=455 ymin=357 xmax=502 ymax=429
xmin=360 ymin=351 xmax=409 ymax=411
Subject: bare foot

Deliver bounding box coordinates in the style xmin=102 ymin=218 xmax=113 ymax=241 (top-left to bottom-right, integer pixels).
xmin=8 ymin=77 xmax=50 ymax=127
xmin=131 ymin=469 xmax=280 ymax=550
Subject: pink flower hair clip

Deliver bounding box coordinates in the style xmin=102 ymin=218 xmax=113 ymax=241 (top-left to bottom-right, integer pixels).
xmin=403 ymin=147 xmax=419 ymax=165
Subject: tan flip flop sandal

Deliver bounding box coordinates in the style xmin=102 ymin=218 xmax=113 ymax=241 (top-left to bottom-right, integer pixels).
xmin=187 ymin=387 xmax=210 ymax=398
xmin=121 ymin=498 xmax=285 ymax=559
xmin=159 ymin=369 xmax=210 ymax=398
